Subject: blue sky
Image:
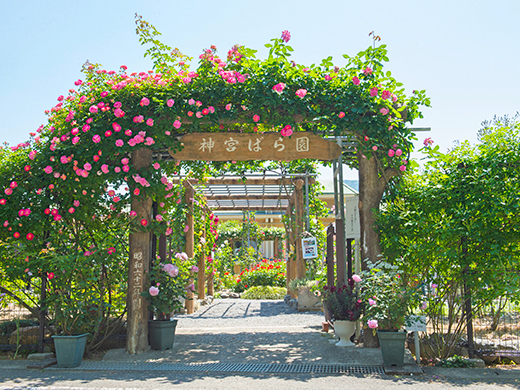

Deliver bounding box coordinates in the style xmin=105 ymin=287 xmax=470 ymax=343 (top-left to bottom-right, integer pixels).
xmin=1 ymin=0 xmax=518 ymax=180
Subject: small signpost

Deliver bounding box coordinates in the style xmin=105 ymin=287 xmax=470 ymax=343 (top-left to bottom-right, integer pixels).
xmin=406 ymin=315 xmax=427 ymax=364
xmin=301 ymin=236 xmax=318 ymax=260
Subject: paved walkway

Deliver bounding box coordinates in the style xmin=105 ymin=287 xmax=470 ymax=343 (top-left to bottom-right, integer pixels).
xmin=101 ymin=299 xmax=385 ymax=366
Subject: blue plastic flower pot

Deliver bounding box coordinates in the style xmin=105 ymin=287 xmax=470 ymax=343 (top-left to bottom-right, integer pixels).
xmin=148 ymin=319 xmax=178 ymax=350
xmin=52 ymin=333 xmax=89 ymax=368
xmin=377 ymin=330 xmax=406 ymax=367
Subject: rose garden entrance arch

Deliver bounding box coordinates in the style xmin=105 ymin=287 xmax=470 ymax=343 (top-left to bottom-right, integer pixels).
xmin=126 ymin=132 xmax=342 ymax=353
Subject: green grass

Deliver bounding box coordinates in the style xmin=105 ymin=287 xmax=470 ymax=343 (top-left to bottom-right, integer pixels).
xmin=241 ymin=286 xmax=287 ymax=300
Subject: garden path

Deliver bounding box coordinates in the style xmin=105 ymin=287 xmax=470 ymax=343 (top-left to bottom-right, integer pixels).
xmin=103 ymin=299 xmax=384 ymax=366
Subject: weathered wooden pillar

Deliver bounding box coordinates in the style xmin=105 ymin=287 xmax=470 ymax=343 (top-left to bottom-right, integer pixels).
xmin=183 ymin=181 xmax=195 ymax=314
xmin=198 ymin=228 xmax=206 ymax=300
xmin=127 ymin=147 xmax=152 ymax=354
xmin=295 ymin=179 xmax=305 ymax=279
xmin=326 ymin=224 xmax=335 ymax=287
xmin=336 ymin=218 xmax=346 ymax=286
xmin=285 ymin=197 xmax=297 ymax=298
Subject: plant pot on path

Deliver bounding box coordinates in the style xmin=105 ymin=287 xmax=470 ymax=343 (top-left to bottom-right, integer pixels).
xmin=334 ymin=320 xmax=356 ymax=347
xmin=378 ymin=330 xmax=406 ymax=366
xmin=148 ymin=319 xmax=178 ymax=350
xmin=52 ymin=333 xmax=89 ymax=368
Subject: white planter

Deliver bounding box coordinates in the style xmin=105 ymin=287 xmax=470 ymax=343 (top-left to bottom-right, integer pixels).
xmin=334 ymin=320 xmax=356 ymax=347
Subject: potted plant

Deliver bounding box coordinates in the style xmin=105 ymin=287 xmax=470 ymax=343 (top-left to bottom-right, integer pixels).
xmin=141 ymin=254 xmax=190 ymax=350
xmin=322 ymin=276 xmax=364 ymax=347
xmin=361 ymin=260 xmax=422 ymax=366
xmin=47 ymin=253 xmax=102 ymax=368
xmin=50 ymin=282 xmax=92 ymax=368
xmin=288 ymin=277 xmax=321 ymax=310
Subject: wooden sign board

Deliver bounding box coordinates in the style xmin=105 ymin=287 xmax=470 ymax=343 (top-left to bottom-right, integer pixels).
xmin=168 ymin=132 xmax=341 ymax=162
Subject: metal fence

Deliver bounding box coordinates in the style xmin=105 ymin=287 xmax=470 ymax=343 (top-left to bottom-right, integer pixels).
xmin=0 ymin=302 xmax=50 ymax=353
xmin=473 ymin=301 xmax=520 ymax=362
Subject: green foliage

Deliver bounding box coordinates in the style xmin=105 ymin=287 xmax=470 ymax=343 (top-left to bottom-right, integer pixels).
xmin=235 ymin=259 xmax=286 ymax=293
xmin=378 ymin=115 xmax=520 ymax=356
xmin=0 ymin=319 xmax=38 ymax=335
xmin=287 ymin=277 xmax=315 ymax=294
xmin=241 ymin=286 xmax=287 ymax=300
xmin=140 ymin=256 xmax=190 ymax=319
xmin=436 ymin=355 xmax=474 ymax=368
xmin=322 ymin=279 xmax=364 ymax=321
xmin=361 ymin=260 xmax=422 ymax=330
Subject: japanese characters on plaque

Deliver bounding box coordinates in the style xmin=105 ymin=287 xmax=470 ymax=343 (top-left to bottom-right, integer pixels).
xmin=198 ymin=136 xmax=310 ymax=154
xmin=132 ymin=251 xmax=144 ymax=310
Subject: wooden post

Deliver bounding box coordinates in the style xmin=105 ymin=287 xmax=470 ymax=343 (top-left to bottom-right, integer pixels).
xmin=159 ymin=234 xmax=167 ymax=263
xmin=184 ymin=181 xmax=195 ymax=314
xmin=198 ymin=228 xmax=206 ymax=300
xmin=38 ymin=275 xmax=47 ymax=353
xmin=286 ymin=237 xmax=296 ymax=298
xmin=295 ymin=179 xmax=305 ymax=279
xmin=326 ymin=224 xmax=335 ymax=287
xmin=127 ymin=147 xmax=152 ymax=354
xmin=274 ymin=237 xmax=279 ymax=259
xmin=336 ymin=218 xmax=346 ymax=286
xmin=347 ymin=238 xmax=353 ymax=280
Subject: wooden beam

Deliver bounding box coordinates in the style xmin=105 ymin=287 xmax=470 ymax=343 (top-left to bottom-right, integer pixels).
xmin=211 ymin=206 xmax=286 ymax=211
xmin=170 ymin=177 xmax=315 ymax=186
xmin=205 ymin=194 xmax=291 ymax=200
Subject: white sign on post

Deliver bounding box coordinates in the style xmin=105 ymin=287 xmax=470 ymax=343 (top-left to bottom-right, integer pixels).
xmin=406 ymin=315 xmax=427 ymax=364
xmin=406 ymin=315 xmax=427 ymax=332
xmin=301 ymin=236 xmax=318 ymax=259
xmin=345 ymin=196 xmax=360 ymax=239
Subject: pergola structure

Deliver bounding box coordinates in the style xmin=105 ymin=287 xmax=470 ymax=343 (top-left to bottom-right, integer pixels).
xmin=171 ymin=173 xmax=317 ymax=309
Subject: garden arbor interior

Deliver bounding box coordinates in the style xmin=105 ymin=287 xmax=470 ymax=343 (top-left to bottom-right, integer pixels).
xmin=126 ymin=132 xmax=345 ymax=353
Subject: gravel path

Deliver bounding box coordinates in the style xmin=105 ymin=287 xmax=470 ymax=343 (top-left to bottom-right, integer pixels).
xmin=176 ymin=298 xmax=324 ymax=331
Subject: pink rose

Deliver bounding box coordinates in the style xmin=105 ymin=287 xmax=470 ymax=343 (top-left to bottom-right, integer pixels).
xmin=370 ymin=87 xmax=378 ymax=97
xmin=367 ymin=320 xmax=378 ymax=329
xmin=272 ymin=83 xmax=285 ymax=93
xmin=381 ymin=90 xmax=391 ymax=100
xmin=167 ymin=99 xmax=175 ymax=107
xmin=149 ymin=286 xmax=159 ymax=296
xmin=352 ymin=76 xmax=360 ymax=85
xmin=352 ymin=274 xmax=362 ymax=283
xmin=253 ymin=114 xmax=260 ymax=122
xmin=295 ymin=89 xmax=307 ymax=98
xmin=281 ymin=30 xmax=291 ymax=43
xmin=146 ymin=118 xmax=154 ymax=126
xmin=140 ymin=97 xmax=150 ymax=106
xmin=280 ymin=125 xmax=293 ymax=137
xmin=173 ymin=120 xmax=181 ymax=129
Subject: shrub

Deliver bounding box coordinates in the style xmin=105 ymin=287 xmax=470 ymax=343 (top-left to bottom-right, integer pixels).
xmin=0 ymin=319 xmax=39 ymax=335
xmin=436 ymin=355 xmax=474 ymax=368
xmin=241 ymin=286 xmax=287 ymax=300
xmin=235 ymin=259 xmax=286 ymax=293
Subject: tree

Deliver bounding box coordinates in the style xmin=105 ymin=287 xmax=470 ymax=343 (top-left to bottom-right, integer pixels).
xmin=378 ymin=115 xmax=520 ymax=357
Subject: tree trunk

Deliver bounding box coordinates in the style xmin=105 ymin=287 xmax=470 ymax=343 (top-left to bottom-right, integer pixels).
xmin=358 ymin=150 xmax=399 ymax=348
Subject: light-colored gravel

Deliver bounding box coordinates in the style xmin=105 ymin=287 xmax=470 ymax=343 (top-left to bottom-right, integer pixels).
xmin=176 ymin=299 xmax=324 ymax=331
